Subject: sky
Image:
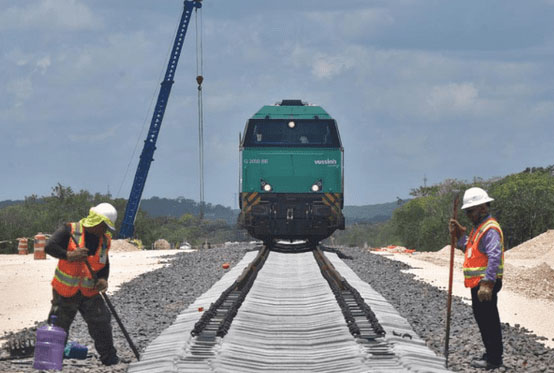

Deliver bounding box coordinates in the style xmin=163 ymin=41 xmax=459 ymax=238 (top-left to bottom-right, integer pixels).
xmin=2 ymin=0 xmax=554 ymax=209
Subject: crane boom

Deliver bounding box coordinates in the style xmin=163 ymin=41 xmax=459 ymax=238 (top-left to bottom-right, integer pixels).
xmin=119 ymin=0 xmax=202 ymax=238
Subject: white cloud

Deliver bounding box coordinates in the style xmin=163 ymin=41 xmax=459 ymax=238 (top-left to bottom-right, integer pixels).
xmin=6 ymin=77 xmax=33 ymax=108
xmin=311 ymin=53 xmax=356 ymax=79
xmin=3 ymin=49 xmax=32 ymax=67
xmin=426 ymin=82 xmax=479 ymax=113
xmin=306 ymin=8 xmax=393 ymax=38
xmin=67 ymin=125 xmax=118 ymax=144
xmin=0 ymin=0 xmax=100 ymax=31
xmin=2 ymin=54 xmax=52 ymax=109
xmin=288 ymin=44 xmax=361 ymax=80
xmin=35 ymin=56 xmax=51 ymax=74
xmin=529 ymin=100 xmax=554 ymax=121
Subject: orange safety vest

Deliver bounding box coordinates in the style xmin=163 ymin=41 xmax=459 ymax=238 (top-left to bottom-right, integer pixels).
xmin=51 ymin=222 xmax=111 ymax=297
xmin=463 ymin=217 xmax=504 ymax=288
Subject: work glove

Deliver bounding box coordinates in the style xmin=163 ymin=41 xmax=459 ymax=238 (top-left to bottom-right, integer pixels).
xmin=66 ymin=247 xmax=89 ymax=262
xmin=449 ymin=219 xmax=466 ymax=241
xmin=477 ymin=280 xmax=494 ymax=302
xmin=95 ymin=278 xmax=108 ymax=292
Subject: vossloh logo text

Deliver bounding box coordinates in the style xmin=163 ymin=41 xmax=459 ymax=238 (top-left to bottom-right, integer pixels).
xmin=314 ymin=159 xmax=337 ymax=165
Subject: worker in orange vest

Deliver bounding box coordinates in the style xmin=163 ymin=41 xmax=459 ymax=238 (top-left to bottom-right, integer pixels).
xmin=450 ymin=187 xmax=504 ymax=370
xmin=44 ymin=203 xmax=120 ymax=366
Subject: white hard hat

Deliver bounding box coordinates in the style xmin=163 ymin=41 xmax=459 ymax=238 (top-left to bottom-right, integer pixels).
xmin=461 ymin=187 xmax=494 ymax=210
xmin=91 ymin=203 xmax=117 ymax=230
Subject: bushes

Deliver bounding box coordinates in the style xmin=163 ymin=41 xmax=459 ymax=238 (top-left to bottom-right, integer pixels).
xmin=0 ymin=184 xmax=242 ymax=254
xmin=134 ymin=213 xmax=241 ymax=248
xmin=0 ymin=185 xmax=110 ymax=253
xmin=489 ymin=171 xmax=554 ymax=249
xmin=333 ymin=168 xmax=554 ymax=251
xmin=387 ymin=171 xmax=554 ymax=251
xmin=330 ymin=221 xmax=401 ymax=248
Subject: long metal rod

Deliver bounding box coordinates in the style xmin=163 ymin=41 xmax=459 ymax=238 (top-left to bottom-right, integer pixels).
xmin=70 ymin=235 xmax=141 ymax=361
xmin=444 ymin=195 xmax=459 ymax=367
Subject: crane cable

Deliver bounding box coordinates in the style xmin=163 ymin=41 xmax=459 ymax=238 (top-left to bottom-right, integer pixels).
xmin=195 ymin=3 xmax=205 ymax=220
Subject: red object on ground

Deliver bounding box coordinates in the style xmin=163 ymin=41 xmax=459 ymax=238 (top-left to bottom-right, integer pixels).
xmin=222 ymin=263 xmax=230 ymax=269
xmin=198 ymin=307 xmax=204 ymax=312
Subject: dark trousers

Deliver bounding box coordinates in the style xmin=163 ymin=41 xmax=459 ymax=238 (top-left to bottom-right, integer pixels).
xmin=48 ymin=289 xmax=117 ymax=363
xmin=471 ymin=279 xmax=503 ymax=365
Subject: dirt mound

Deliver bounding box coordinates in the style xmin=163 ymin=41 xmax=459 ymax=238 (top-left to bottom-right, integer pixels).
xmin=110 ymin=239 xmax=141 ymax=252
xmin=504 ymin=262 xmax=554 ymax=301
xmin=153 ymin=239 xmax=171 ymax=250
xmin=435 ymin=244 xmax=465 ymax=259
xmin=506 ymin=230 xmax=554 ymax=268
xmin=411 ymin=237 xmax=554 ymax=301
xmin=414 ymin=245 xmax=464 ymax=268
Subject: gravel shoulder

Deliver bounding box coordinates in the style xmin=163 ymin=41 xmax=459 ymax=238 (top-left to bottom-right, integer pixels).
xmin=0 ymin=247 xmax=181 ymax=337
xmin=380 ymin=250 xmax=554 ymax=349
xmin=1 ymin=242 xmax=553 ymax=372
xmin=341 ymin=246 xmax=554 ymax=373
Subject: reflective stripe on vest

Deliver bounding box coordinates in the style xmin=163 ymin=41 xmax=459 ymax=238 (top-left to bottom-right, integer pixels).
xmin=51 ymin=222 xmax=110 ymax=297
xmin=462 ymin=217 xmax=504 ymax=288
xmin=68 ymin=222 xmax=97 ymax=292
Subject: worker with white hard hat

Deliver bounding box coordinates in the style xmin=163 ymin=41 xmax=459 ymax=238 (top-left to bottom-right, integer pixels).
xmin=449 ymin=187 xmax=504 ymax=370
xmin=44 ymin=203 xmax=121 ymax=366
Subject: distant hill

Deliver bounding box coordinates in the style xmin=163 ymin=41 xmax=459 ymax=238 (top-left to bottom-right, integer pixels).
xmin=139 ymin=197 xmax=403 ymax=225
xmin=343 ymin=200 xmax=408 ymax=224
xmin=139 ymin=197 xmax=238 ymax=225
xmin=1 ymin=196 xmax=403 ymax=226
xmin=0 ymin=196 xmax=239 ymax=225
xmin=0 ymin=200 xmax=22 ymax=209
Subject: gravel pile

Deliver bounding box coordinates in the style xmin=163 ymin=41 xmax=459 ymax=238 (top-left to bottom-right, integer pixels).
xmin=0 ymin=246 xmax=252 ymax=373
xmin=340 ymin=247 xmax=554 ymax=373
xmin=2 ymin=244 xmax=553 ymax=372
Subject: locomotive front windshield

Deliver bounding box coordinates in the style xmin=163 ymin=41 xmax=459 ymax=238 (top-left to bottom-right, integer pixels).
xmin=243 ymin=119 xmax=341 ymax=148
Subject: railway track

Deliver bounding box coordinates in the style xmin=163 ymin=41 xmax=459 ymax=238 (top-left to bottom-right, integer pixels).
xmin=129 ymin=243 xmax=449 ymax=372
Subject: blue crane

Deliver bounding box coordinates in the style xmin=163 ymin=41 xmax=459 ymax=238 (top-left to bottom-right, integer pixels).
xmin=119 ymin=0 xmax=202 ymax=238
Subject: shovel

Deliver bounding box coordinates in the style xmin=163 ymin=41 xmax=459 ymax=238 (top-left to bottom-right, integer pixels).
xmin=70 ymin=235 xmax=140 ymax=361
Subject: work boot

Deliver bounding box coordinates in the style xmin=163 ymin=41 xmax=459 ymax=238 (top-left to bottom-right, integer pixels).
xmin=471 ymin=353 xmax=487 ymax=364
xmin=101 ymin=354 xmax=120 ymax=366
xmin=470 ymin=359 xmax=502 ymax=370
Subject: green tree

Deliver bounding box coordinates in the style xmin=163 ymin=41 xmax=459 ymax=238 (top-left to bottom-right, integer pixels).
xmin=489 ymin=171 xmax=554 ymax=249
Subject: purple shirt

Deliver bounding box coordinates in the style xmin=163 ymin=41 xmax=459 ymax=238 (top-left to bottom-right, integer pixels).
xmin=458 ymin=215 xmax=502 ymax=282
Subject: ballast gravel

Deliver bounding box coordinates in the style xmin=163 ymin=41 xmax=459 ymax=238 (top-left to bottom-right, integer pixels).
xmin=2 ymin=244 xmax=553 ymax=372
xmin=340 ymin=247 xmax=554 ymax=373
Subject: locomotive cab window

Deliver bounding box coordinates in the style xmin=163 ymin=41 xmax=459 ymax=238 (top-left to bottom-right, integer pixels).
xmin=243 ymin=119 xmax=341 ymax=148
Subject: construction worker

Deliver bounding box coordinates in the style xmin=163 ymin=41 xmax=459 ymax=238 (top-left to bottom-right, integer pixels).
xmin=449 ymin=187 xmax=504 ymax=370
xmin=44 ymin=203 xmax=120 ymax=366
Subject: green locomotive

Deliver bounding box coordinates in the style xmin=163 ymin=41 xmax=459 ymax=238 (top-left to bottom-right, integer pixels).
xmin=238 ymin=99 xmax=345 ymax=244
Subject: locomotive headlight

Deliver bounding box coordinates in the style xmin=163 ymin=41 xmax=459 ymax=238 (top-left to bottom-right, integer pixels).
xmin=261 ymin=179 xmax=272 ymax=192
xmin=311 ymin=180 xmax=322 ymax=192
xmin=288 ymin=121 xmax=295 ymax=128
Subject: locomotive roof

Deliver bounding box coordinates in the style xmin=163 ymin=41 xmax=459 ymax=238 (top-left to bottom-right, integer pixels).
xmin=252 ymin=101 xmax=332 ymax=120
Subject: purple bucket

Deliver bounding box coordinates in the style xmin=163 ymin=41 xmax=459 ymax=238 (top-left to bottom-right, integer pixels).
xmin=33 ymin=316 xmax=67 ymax=370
